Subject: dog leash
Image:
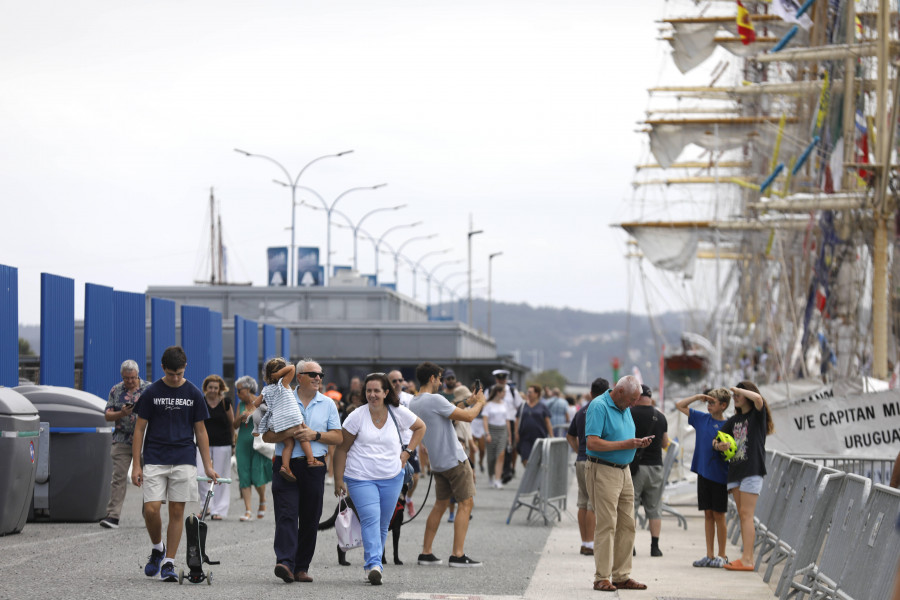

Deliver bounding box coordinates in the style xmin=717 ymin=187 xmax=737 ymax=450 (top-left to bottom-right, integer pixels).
xmin=401 ymin=472 xmax=433 ymax=525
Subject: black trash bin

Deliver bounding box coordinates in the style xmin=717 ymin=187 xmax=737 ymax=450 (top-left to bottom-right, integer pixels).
xmin=15 ymin=385 xmax=112 ymax=522
xmin=0 ymin=388 xmax=40 ymax=535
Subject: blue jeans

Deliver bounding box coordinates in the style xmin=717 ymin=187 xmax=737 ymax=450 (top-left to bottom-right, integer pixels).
xmin=345 ymin=471 xmax=405 ymax=570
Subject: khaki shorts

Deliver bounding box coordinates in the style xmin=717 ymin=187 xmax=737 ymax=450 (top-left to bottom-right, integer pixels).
xmin=143 ymin=464 xmax=199 ymax=503
xmin=434 ymin=460 xmax=476 ymax=502
xmin=575 ymin=460 xmax=593 ymax=511
xmin=632 ymin=464 xmax=664 ymax=519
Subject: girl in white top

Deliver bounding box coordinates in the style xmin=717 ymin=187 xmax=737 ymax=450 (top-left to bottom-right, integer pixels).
xmin=248 ymin=358 xmax=323 ymax=482
xmin=332 ymin=372 xmax=426 ymax=584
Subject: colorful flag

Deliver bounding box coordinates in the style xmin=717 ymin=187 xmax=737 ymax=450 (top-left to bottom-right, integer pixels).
xmin=737 ymin=1 xmax=756 ymax=45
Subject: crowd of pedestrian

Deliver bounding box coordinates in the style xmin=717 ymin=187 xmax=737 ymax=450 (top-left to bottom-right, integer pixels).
xmin=101 ymin=346 xmax=773 ymax=593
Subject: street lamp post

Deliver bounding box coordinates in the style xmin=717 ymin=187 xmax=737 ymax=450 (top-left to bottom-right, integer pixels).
xmin=453 ymin=278 xmax=483 ymax=322
xmin=437 ymin=270 xmax=468 ymax=318
xmin=392 ymin=234 xmax=438 ymax=292
xmin=467 ymin=224 xmax=484 ymax=326
xmin=412 ymin=249 xmax=451 ymax=301
xmin=488 ymin=251 xmax=503 ymax=337
xmin=298 ymin=202 xmax=406 ymax=272
xmin=234 ymin=148 xmax=353 ymax=286
xmin=286 ymin=183 xmax=387 ymax=285
xmin=423 ymin=259 xmax=463 ymax=309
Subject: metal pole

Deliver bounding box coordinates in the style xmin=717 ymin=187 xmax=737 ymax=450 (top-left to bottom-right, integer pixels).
xmin=488 ymin=252 xmax=503 ymax=337
xmin=467 ymin=222 xmax=484 ymax=327
xmin=235 ymin=148 xmax=352 ymax=286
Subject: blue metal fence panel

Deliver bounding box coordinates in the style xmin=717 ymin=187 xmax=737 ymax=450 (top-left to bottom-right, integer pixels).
xmin=151 ymin=297 xmax=176 ymax=381
xmin=262 ymin=324 xmax=276 ymax=362
xmin=83 ymin=283 xmax=116 ymax=400
xmin=0 ymin=265 xmax=18 ymax=387
xmin=40 ymin=273 xmax=75 ymax=387
xmin=208 ymin=310 xmax=223 ymax=376
xmin=114 ymin=291 xmax=147 ymax=380
xmin=280 ymin=327 xmax=290 ymax=361
xmin=244 ymin=318 xmax=259 ymax=381
xmin=234 ymin=315 xmax=246 ymax=379
xmin=181 ymin=305 xmax=210 ymax=387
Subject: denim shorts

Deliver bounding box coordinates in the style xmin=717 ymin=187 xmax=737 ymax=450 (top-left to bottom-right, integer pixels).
xmin=727 ymin=475 xmax=764 ymax=494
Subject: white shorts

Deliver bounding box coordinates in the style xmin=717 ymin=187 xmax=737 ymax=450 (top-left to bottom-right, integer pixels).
xmin=143 ymin=464 xmax=199 ymax=503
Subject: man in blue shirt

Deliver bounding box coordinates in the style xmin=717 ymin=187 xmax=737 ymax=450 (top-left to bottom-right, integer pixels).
xmin=584 ymin=375 xmax=651 ymax=593
xmin=262 ymin=358 xmax=342 ymax=584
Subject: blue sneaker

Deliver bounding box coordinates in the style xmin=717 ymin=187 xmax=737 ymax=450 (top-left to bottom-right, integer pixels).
xmin=145 ymin=546 xmax=165 ymax=577
xmin=159 ymin=561 xmax=178 ymax=582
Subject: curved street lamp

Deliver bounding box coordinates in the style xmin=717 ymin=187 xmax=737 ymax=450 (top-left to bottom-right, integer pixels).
xmin=391 ymin=234 xmax=438 ymax=291
xmin=284 ymin=183 xmax=387 ymax=285
xmin=412 ymin=249 xmax=451 ymax=301
xmin=488 ymin=251 xmax=504 ymax=337
xmin=436 ymin=270 xmax=468 ymax=319
xmin=234 ymin=148 xmax=353 ymax=286
xmin=423 ymin=258 xmax=464 ymax=309
xmin=299 ymin=202 xmax=406 ymax=271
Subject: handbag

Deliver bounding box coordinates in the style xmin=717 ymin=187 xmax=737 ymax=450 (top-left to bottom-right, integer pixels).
xmin=387 ymin=406 xmax=415 ymax=486
xmin=335 ymin=492 xmax=363 ymax=550
xmin=252 ymin=434 xmax=276 ymax=460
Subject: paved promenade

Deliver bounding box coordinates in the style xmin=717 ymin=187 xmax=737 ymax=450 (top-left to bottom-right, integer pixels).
xmin=0 ymin=463 xmax=780 ymax=600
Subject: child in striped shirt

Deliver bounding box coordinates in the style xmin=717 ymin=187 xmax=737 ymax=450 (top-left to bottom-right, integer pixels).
xmin=251 ymin=358 xmax=324 ymax=481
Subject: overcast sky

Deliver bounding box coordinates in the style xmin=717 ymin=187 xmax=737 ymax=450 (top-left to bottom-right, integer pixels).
xmin=2 ymin=1 xmax=670 ymax=325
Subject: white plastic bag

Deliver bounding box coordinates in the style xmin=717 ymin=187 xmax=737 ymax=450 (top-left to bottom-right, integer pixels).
xmin=252 ymin=434 xmax=276 ymax=460
xmin=335 ymin=493 xmax=363 ymax=551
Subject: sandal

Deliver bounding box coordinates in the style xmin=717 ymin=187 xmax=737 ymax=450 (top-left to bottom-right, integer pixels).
xmin=592 ymin=579 xmax=617 ymax=592
xmin=257 ymin=502 xmax=267 ymax=519
xmin=612 ymin=579 xmax=647 ymax=590
xmin=209 ymin=514 xmax=223 ymax=521
xmin=723 ymin=559 xmax=755 ymax=571
xmin=279 ymin=466 xmax=297 ymax=482
xmin=239 ymin=510 xmax=252 ymax=522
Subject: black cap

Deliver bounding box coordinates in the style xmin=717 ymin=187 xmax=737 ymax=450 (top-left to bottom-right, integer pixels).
xmin=640 ymin=385 xmax=652 ymax=398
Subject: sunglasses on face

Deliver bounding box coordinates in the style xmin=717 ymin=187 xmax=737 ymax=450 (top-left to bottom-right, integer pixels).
xmin=300 ymin=372 xmax=325 ymax=379
xmin=391 ymin=378 xmax=403 ymax=384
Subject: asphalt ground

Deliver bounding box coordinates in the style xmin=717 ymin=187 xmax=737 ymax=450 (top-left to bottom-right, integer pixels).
xmin=0 ymin=463 xmax=553 ymax=600
xmin=0 ymin=460 xmax=782 ymax=600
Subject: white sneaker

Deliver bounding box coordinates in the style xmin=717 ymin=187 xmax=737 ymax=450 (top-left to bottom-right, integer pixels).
xmin=325 ymin=475 xmax=334 ymax=484
xmin=368 ymin=565 xmax=383 ymax=585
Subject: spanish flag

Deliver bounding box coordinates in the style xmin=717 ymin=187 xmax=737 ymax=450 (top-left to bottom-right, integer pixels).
xmin=737 ymin=1 xmax=756 ymax=45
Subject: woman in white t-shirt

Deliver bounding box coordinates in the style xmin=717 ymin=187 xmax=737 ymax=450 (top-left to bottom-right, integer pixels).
xmin=482 ymin=384 xmax=512 ymax=489
xmin=333 ymin=372 xmax=426 ymax=585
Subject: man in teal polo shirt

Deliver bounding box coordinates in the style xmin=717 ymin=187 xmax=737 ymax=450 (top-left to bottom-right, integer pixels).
xmin=584 ymin=375 xmax=652 ymax=593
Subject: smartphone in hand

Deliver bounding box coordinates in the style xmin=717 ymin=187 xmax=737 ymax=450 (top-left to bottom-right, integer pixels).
xmin=473 ymin=379 xmax=483 ymax=393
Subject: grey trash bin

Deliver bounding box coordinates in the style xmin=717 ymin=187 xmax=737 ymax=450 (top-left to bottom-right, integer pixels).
xmin=0 ymin=388 xmax=40 ymax=535
xmin=14 ymin=385 xmax=112 ymax=522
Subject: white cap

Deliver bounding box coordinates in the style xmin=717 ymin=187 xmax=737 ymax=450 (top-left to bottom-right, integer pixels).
xmin=492 ymin=369 xmax=510 ymax=377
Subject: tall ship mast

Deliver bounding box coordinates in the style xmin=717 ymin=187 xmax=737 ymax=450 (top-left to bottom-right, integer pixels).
xmin=619 ymin=0 xmax=900 ymax=401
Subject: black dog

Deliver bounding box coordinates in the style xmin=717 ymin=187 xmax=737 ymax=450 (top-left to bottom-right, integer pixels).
xmin=318 ymin=484 xmax=408 ymax=566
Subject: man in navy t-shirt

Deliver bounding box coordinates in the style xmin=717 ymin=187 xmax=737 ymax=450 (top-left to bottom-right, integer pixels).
xmin=566 ymin=377 xmax=609 ymax=557
xmin=131 ymin=346 xmax=218 ymax=582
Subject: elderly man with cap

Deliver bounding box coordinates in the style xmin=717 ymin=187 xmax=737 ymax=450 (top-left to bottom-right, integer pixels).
xmin=584 ymin=375 xmax=650 ymax=592
xmin=492 ymin=369 xmax=523 ymax=479
xmin=629 ymin=384 xmax=669 ymax=557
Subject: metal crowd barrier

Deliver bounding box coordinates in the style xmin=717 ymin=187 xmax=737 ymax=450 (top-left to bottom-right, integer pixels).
xmin=506 ymin=437 xmax=569 ymax=525
xmin=636 ymin=439 xmax=687 ymax=530
xmin=792 ymin=454 xmax=894 ymax=486
xmin=725 ymin=450 xmax=899 ymax=600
